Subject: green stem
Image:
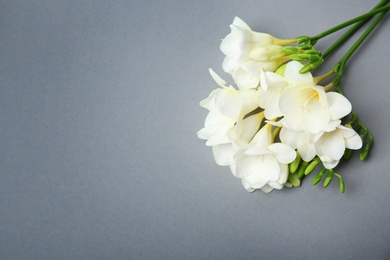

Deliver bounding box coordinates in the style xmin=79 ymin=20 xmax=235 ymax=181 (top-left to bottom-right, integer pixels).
xmin=311 ymin=3 xmax=390 ymax=42
xmin=322 ymin=0 xmax=389 ymax=59
xmin=335 ymin=7 xmax=389 ymax=78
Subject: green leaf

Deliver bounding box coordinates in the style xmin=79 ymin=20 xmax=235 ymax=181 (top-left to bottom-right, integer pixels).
xmin=323 ymin=170 xmax=334 ymax=188
xmin=312 ymin=168 xmax=327 ymax=186
xmin=289 ymin=152 xmax=301 ymax=173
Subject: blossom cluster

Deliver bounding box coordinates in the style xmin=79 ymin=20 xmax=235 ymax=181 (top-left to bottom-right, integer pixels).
xmin=198 ymin=17 xmax=363 ymax=193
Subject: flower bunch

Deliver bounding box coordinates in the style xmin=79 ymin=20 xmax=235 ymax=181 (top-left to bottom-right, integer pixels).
xmin=198 ymin=2 xmax=389 ymax=193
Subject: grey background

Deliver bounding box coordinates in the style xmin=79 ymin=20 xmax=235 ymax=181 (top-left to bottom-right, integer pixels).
xmin=1 ymin=0 xmax=389 ymax=259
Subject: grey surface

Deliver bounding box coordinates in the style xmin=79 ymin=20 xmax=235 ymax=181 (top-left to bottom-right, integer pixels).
xmin=1 ymin=0 xmax=389 ymax=259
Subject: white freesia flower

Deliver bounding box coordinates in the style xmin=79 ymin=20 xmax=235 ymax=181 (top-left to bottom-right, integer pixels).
xmin=220 ymin=17 xmax=289 ymax=90
xmin=211 ymin=112 xmax=264 ymax=166
xmin=280 ymin=124 xmax=362 ymax=169
xmin=276 ymin=62 xmax=351 ymax=134
xmin=230 ymin=125 xmax=296 ymax=193
xmin=315 ymin=125 xmax=362 ymax=169
xmin=280 ymin=127 xmax=317 ymax=162
xmin=197 ymin=70 xmax=260 ymax=165
xmin=257 ymin=61 xmax=315 ymax=119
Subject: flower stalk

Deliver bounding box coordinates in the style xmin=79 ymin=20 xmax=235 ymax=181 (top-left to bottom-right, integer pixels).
xmin=310 ymin=3 xmax=390 ymax=42
xmin=333 ymin=6 xmax=389 ymax=83
xmin=322 ymin=0 xmax=390 ymax=59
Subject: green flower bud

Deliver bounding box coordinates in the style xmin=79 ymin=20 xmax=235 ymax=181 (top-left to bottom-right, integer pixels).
xmin=323 ymin=170 xmax=334 ymax=188
xmin=297 ymin=161 xmax=309 ymax=179
xmin=312 ymin=168 xmax=327 ymax=186
xmin=289 ymin=152 xmax=301 ymax=173
xmin=305 ymin=158 xmax=321 ymax=175
xmin=288 ymin=172 xmax=301 ymax=187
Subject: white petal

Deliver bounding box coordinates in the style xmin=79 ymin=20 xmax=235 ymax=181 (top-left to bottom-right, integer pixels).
xmin=279 ymin=85 xmax=331 ymax=133
xmin=233 ymin=64 xmax=261 ymax=89
xmin=267 ymin=181 xmax=283 ymax=190
xmin=203 ymin=111 xmax=234 ymax=128
xmin=241 ymin=171 xmax=269 ymax=189
xmin=321 ymin=158 xmax=340 ymax=169
xmin=298 ymin=143 xmax=316 ymax=162
xmin=323 ymin=120 xmax=341 ymax=132
xmin=205 ymin=133 xmax=231 ymax=146
xmin=260 ymin=184 xmax=274 ymax=193
xmin=327 ymin=92 xmax=352 ymax=120
xmin=220 ymin=27 xmax=246 ymax=58
xmin=279 ymin=127 xmax=300 ymax=149
xmin=279 ymin=86 xmax=306 ymax=131
xmin=346 ymin=134 xmax=363 ymax=150
xmin=252 ymin=32 xmax=274 ymax=45
xmin=235 ymin=154 xmax=280 ymax=185
xmin=241 ymin=179 xmax=256 ymax=192
xmin=232 ymin=17 xmax=251 ymax=30
xmin=250 ymin=45 xmax=283 ymax=61
xmin=212 ymin=144 xmax=237 ymax=166
xmin=261 ymin=71 xmax=288 ymax=91
xmin=263 ymin=95 xmax=283 ymax=119
xmin=302 ymin=95 xmax=331 ymax=134
xmin=267 ymin=143 xmax=296 ymax=164
xmin=234 ymin=154 xmax=263 ymax=178
xmin=277 ymin=163 xmax=289 ymax=184
xmin=213 ymin=88 xmax=242 ymax=119
xmin=260 ymin=154 xmax=281 ymax=181
xmin=259 ymin=72 xmax=289 ymax=119
xmin=230 ymin=112 xmax=263 ymax=145
xmin=252 ymin=124 xmax=273 ymax=144
xmin=280 ymin=127 xmax=316 ymax=161
xmin=197 ymin=126 xmax=216 ymax=140
xmin=338 ymin=126 xmax=363 ymax=150
xmin=222 ymin=57 xmax=238 ymax=74
xmin=315 ymin=130 xmax=345 ymax=161
xmin=284 ymin=61 xmax=314 ymax=85
xmin=209 ymin=68 xmax=227 ymax=88
xmin=199 ymin=89 xmax=217 ymax=110
xmin=257 ymin=83 xmax=268 ymax=108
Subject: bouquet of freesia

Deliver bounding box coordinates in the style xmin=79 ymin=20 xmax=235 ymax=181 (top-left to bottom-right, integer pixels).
xmin=198 ymin=1 xmax=389 ymax=193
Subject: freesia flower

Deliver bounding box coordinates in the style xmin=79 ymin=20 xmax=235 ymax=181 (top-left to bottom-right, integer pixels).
xmin=230 ymin=125 xmax=296 ymax=192
xmin=279 ymin=127 xmax=317 ymax=162
xmin=258 ymin=61 xmax=352 ymax=135
xmin=220 ymin=17 xmax=291 ymax=89
xmin=256 ymin=61 xmax=350 ymax=134
xmin=279 ymin=85 xmax=351 ymax=134
xmin=257 ymin=61 xmax=315 ymax=119
xmin=280 ymin=124 xmax=362 ymax=169
xmin=315 ymin=125 xmax=362 ymax=169
xmin=211 ymin=111 xmax=264 ymax=166
xmin=197 ymin=69 xmax=260 ymax=165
